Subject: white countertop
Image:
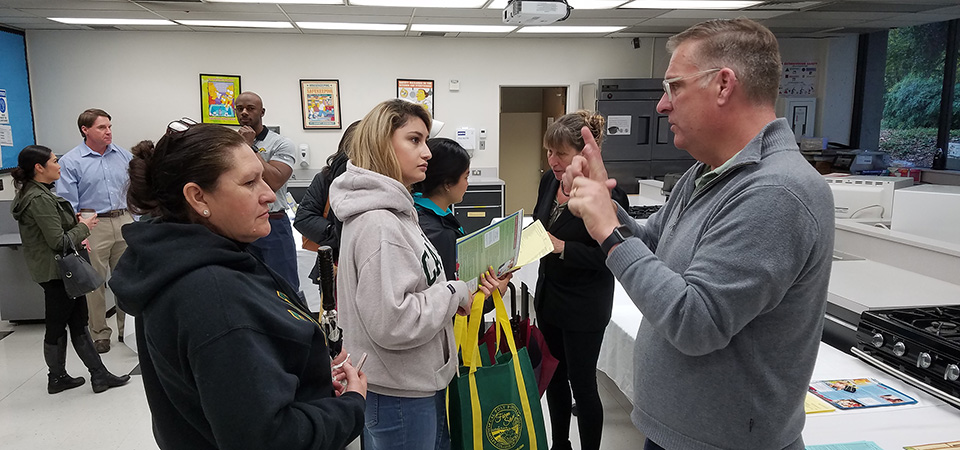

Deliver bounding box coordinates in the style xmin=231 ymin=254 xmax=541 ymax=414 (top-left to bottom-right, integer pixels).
xmin=467 ymin=176 xmax=504 ymax=186
xmin=804 ymin=343 xmax=960 ymax=448
xmin=828 ymin=259 xmax=960 ymax=315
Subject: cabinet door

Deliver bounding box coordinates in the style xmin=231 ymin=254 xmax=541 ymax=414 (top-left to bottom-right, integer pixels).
xmin=596 ymin=100 xmax=655 ymax=162
xmin=652 ymin=114 xmax=690 ymax=161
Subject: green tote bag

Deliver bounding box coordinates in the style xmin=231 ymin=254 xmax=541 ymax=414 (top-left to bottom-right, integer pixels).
xmin=448 ymin=290 xmax=547 ymax=450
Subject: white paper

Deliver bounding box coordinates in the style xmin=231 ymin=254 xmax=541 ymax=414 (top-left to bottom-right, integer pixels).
xmin=0 ymin=125 xmax=13 ymax=147
xmin=607 ymin=115 xmax=631 ymax=136
xmin=483 ymin=227 xmax=500 ymax=248
xmin=0 ymin=89 xmax=8 ymax=125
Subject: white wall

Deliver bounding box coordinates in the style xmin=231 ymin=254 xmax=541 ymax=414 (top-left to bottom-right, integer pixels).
xmin=821 ymin=35 xmax=858 ymax=146
xmin=24 ymin=29 xmax=858 ymax=172
xmin=654 ymin=35 xmax=857 ymax=145
xmin=777 ymin=37 xmax=858 ymax=144
xmin=25 ymin=30 xmax=649 ymax=170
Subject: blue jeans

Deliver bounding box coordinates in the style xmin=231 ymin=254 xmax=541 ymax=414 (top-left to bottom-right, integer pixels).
xmin=364 ymin=390 xmax=450 ymax=450
xmin=249 ymin=214 xmax=300 ymax=291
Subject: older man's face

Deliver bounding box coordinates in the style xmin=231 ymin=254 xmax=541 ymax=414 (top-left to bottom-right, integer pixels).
xmin=657 ymin=41 xmax=719 ymax=158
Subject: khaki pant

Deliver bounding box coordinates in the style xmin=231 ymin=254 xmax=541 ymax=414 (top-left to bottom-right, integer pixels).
xmin=86 ymin=212 xmax=133 ymax=341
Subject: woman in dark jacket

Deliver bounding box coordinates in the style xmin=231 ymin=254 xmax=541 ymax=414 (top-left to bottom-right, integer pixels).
xmin=294 ymin=120 xmax=359 ymax=274
xmin=411 ymin=138 xmax=470 ymax=281
xmin=533 ymin=111 xmax=629 ymax=450
xmin=109 ymin=122 xmax=366 ymax=450
xmin=9 ymin=145 xmax=130 ymax=394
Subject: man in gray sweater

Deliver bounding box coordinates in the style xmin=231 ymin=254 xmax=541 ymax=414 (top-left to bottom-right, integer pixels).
xmin=564 ymin=18 xmax=835 ymax=450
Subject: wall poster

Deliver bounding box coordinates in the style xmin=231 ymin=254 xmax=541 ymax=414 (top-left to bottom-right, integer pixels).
xmin=779 ymin=62 xmax=817 ymax=97
xmin=397 ymin=79 xmax=434 ymax=118
xmin=300 ymin=80 xmax=341 ymax=129
xmin=200 ymin=74 xmax=241 ymax=125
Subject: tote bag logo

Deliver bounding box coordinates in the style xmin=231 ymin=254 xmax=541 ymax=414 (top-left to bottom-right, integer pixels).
xmin=485 ymin=403 xmax=523 ymax=449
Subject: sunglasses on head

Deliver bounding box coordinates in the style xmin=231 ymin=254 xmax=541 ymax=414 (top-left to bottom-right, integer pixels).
xmin=166 ymin=117 xmax=199 ymax=136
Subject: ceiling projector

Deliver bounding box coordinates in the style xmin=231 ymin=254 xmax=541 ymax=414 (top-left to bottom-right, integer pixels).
xmin=503 ymin=0 xmax=571 ymax=25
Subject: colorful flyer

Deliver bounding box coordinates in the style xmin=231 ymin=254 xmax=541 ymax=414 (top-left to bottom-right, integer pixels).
xmin=808 ymin=378 xmax=917 ymax=410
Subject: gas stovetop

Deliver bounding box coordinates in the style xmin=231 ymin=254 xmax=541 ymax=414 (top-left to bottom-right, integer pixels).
xmin=855 ymin=306 xmax=960 ymax=407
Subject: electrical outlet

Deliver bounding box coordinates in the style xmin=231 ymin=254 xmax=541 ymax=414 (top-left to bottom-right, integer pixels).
xmin=471 ymin=169 xmax=482 ymax=176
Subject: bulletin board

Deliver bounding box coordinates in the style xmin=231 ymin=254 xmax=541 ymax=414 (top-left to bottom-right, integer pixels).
xmin=0 ymin=26 xmax=36 ymax=172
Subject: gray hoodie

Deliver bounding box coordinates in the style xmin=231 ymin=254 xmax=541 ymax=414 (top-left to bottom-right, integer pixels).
xmin=609 ymin=119 xmax=834 ymax=450
xmin=330 ymin=162 xmax=470 ymax=398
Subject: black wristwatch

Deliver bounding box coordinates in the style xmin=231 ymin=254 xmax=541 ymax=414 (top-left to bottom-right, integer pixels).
xmin=600 ymin=225 xmax=633 ymax=254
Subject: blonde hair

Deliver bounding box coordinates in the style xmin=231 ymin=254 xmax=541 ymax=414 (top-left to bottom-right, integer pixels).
xmin=349 ymin=99 xmax=432 ymax=184
xmin=666 ymin=17 xmax=781 ymax=106
xmin=543 ymin=110 xmax=605 ymax=152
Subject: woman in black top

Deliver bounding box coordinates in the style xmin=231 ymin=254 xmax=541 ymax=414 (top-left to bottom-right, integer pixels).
xmin=294 ymin=120 xmax=359 ymax=277
xmin=411 ymin=138 xmax=470 ymax=280
xmin=110 ymin=122 xmax=366 ymax=449
xmin=533 ymin=111 xmax=629 ymax=450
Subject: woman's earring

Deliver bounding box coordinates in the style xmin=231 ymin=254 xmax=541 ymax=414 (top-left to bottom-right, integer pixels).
xmin=202 ymin=210 xmax=210 ymax=217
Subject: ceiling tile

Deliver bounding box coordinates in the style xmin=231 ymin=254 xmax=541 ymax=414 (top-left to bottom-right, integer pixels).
xmin=656 ymin=9 xmax=790 ymax=19
xmin=277 ymin=4 xmax=411 ymax=15
xmin=810 ymin=1 xmax=945 ymax=13
xmin=4 ymin=1 xmax=145 ymax=11
xmin=159 ymin=11 xmax=292 ymax=21
xmin=138 ymin=2 xmax=283 ymax=13
xmin=0 ymin=0 xmax=959 ymax=36
xmin=26 ymin=11 xmax=178 ymax=22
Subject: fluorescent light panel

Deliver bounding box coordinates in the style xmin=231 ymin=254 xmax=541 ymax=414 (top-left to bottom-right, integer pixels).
xmin=517 ymin=25 xmax=624 ymax=33
xmin=488 ymin=0 xmax=627 ymax=9
xmin=297 ymin=21 xmax=407 ymax=31
xmin=176 ymin=20 xmax=294 ymax=28
xmin=621 ymin=1 xmax=762 ymax=9
xmin=411 ymin=24 xmax=516 ymax=33
xmin=205 ymin=0 xmax=343 ymax=3
xmin=49 ymin=17 xmax=175 ymax=26
xmin=351 ymin=0 xmax=486 ymax=7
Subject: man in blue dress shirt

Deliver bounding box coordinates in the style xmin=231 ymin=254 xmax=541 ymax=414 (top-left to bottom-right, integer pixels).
xmin=57 ymin=108 xmax=133 ymax=353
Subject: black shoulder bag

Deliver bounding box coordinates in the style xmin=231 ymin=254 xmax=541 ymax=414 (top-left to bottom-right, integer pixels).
xmin=54 ymin=235 xmax=104 ymax=298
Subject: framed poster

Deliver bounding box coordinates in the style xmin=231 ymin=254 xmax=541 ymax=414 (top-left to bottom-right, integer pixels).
xmin=200 ymin=74 xmax=241 ymax=125
xmin=300 ymin=79 xmax=341 ymax=129
xmin=397 ymin=78 xmax=434 ymax=118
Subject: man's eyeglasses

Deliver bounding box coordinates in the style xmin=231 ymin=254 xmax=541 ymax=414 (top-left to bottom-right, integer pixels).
xmin=166 ymin=117 xmax=198 ymax=136
xmin=662 ymin=68 xmax=721 ymax=103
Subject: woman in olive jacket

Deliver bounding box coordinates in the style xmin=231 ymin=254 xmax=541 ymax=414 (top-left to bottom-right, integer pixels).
xmin=9 ymin=145 xmax=129 ymax=394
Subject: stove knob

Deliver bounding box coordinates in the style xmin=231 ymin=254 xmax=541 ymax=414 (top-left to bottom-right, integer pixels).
xmin=871 ymin=333 xmax=884 ymax=348
xmin=918 ymin=352 xmax=932 ymax=369
xmin=947 ymin=364 xmax=960 ymax=382
xmin=893 ymin=341 xmax=906 ymax=357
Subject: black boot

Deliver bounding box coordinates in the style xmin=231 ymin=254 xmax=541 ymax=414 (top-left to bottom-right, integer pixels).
xmin=72 ymin=328 xmax=130 ymax=393
xmin=43 ymin=337 xmax=85 ymax=394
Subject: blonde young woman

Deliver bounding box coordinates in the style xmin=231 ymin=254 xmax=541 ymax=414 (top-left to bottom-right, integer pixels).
xmin=330 ymin=99 xmax=498 ymax=450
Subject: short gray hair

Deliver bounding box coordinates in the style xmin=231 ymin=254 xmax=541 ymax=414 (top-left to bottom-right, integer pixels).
xmin=666 ymin=18 xmax=781 ymax=106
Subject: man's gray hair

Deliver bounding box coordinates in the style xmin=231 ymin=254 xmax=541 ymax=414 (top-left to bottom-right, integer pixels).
xmin=666 ymin=18 xmax=781 ymax=106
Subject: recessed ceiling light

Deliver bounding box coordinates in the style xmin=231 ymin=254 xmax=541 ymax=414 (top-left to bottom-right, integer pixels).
xmin=620 ymin=0 xmax=762 ymax=9
xmin=205 ymin=0 xmax=343 ymax=3
xmin=175 ymin=20 xmax=294 ymax=28
xmin=48 ymin=18 xmax=176 ymax=26
xmin=411 ymin=24 xmax=516 ymax=33
xmin=352 ymin=0 xmax=486 ymax=7
xmin=517 ymin=25 xmax=625 ymax=33
xmin=487 ymin=0 xmax=627 ymax=9
xmin=296 ymin=22 xmax=407 ymax=31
